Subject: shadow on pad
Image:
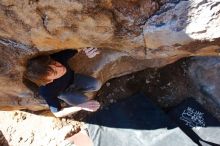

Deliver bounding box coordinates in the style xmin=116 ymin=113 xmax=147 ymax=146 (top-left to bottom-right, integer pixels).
xmin=85 ymin=93 xmax=196 ymax=146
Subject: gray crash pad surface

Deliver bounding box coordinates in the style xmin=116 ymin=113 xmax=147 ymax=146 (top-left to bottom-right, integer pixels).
xmin=168 ymin=98 xmax=220 ymax=145
xmin=86 ymin=93 xmax=196 ymax=146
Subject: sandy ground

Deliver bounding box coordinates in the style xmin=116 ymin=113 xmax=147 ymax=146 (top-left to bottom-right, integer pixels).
xmin=0 ymin=110 xmax=81 ymax=146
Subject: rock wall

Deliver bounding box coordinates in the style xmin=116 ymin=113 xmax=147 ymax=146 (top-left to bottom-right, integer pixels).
xmin=0 ymin=0 xmax=161 ymax=51
xmin=143 ymin=0 xmax=220 ymax=59
xmin=0 ymin=0 xmax=220 ymax=111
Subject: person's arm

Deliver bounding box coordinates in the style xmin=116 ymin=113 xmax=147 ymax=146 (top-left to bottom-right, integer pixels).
xmin=63 ymin=129 xmax=93 ymax=146
xmin=53 ymin=106 xmax=82 ymax=118
xmin=60 ymin=129 xmax=93 ymax=146
xmin=53 ymin=100 xmax=100 ymax=118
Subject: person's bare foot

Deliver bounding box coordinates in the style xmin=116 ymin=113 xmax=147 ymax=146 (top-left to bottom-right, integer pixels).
xmin=78 ymin=100 xmax=100 ymax=112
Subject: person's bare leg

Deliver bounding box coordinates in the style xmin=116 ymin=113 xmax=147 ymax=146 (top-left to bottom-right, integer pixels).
xmin=65 ymin=129 xmax=93 ymax=146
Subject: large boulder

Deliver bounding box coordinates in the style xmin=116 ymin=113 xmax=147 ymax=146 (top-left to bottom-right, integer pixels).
xmin=0 ymin=0 xmax=161 ymax=52
xmin=0 ymin=0 xmax=220 ymax=111
xmin=143 ymin=0 xmax=220 ymax=59
xmin=188 ymin=57 xmax=220 ymax=107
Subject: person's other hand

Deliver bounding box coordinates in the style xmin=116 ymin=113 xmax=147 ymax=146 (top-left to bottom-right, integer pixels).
xmin=83 ymin=47 xmax=100 ymax=58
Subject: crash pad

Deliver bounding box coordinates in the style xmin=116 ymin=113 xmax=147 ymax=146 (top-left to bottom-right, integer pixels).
xmin=85 ymin=93 xmax=196 ymax=146
xmin=168 ymin=98 xmax=220 ymax=145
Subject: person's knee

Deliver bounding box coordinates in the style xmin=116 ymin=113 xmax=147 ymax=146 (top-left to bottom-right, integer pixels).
xmin=58 ymin=94 xmax=66 ymax=100
xmin=94 ymin=80 xmax=102 ymax=91
xmin=58 ymin=92 xmax=88 ymax=105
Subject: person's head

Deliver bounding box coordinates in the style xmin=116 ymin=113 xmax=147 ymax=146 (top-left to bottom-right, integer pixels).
xmin=24 ymin=55 xmax=66 ymax=86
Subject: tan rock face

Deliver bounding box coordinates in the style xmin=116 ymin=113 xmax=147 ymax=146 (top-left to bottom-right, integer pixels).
xmin=0 ymin=0 xmax=161 ymax=52
xmin=0 ymin=0 xmax=220 ymax=111
xmin=0 ymin=39 xmax=41 ymax=111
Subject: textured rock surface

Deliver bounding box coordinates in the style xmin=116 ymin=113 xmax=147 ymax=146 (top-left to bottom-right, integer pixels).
xmin=188 ymin=57 xmax=220 ymax=107
xmin=0 ymin=0 xmax=220 ymax=111
xmin=143 ymin=0 xmax=220 ymax=59
xmin=0 ymin=0 xmax=161 ymax=51
xmin=94 ymin=56 xmax=220 ymax=121
xmin=1 ymin=1 xmax=220 ymax=145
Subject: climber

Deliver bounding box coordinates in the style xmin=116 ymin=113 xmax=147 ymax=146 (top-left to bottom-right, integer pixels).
xmin=24 ymin=48 xmax=101 ymax=117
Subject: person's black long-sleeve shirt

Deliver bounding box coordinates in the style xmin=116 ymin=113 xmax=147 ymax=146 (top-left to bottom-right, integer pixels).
xmin=39 ymin=49 xmax=77 ymax=113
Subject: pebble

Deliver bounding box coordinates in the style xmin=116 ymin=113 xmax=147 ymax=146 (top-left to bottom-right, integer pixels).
xmin=110 ymin=99 xmax=114 ymax=103
xmin=146 ymin=79 xmax=150 ymax=84
xmin=106 ymin=82 xmax=110 ymax=87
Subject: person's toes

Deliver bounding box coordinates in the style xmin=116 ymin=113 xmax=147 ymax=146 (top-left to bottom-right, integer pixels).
xmin=80 ymin=100 xmax=100 ymax=112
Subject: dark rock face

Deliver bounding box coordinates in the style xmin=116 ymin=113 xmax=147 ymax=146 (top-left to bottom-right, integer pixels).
xmin=188 ymin=57 xmax=220 ymax=107
xmin=0 ymin=0 xmax=220 ymax=111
